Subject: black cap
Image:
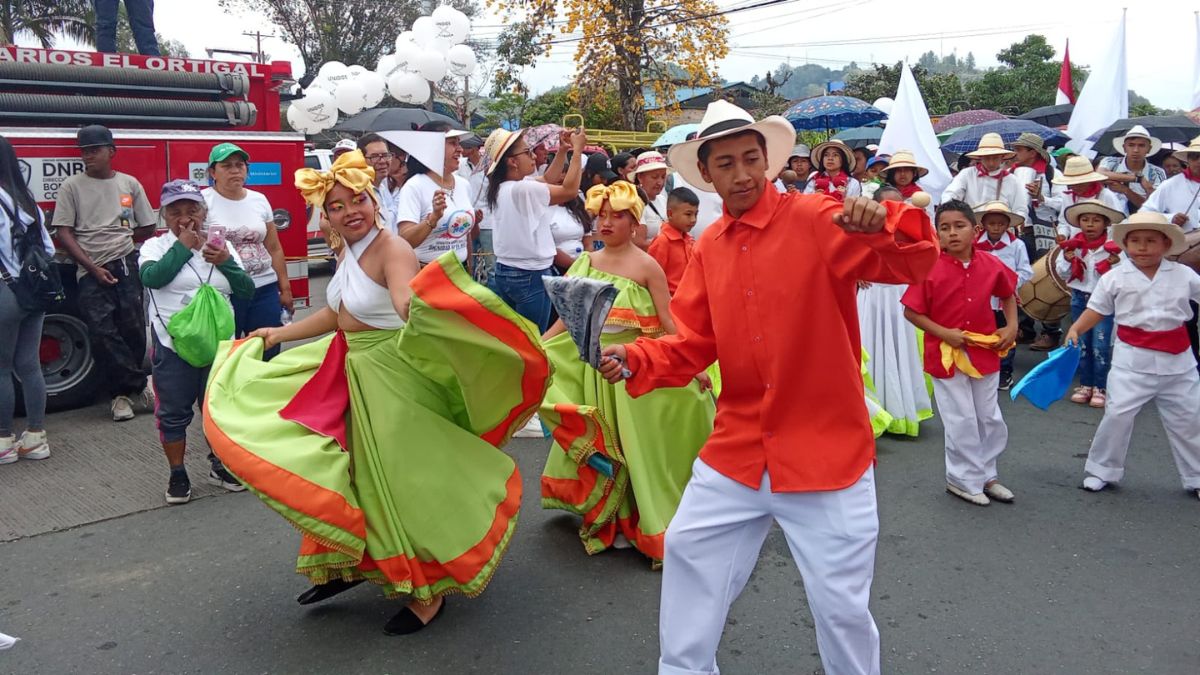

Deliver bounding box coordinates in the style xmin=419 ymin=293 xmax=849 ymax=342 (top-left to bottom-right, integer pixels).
xmin=77 ymin=125 xmax=114 ymax=149
xmin=460 ymin=134 xmax=485 ymax=150
xmin=585 ymin=153 xmax=617 ymax=182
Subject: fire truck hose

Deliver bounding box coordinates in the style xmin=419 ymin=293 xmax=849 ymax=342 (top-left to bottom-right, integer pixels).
xmin=0 ymin=93 xmax=256 ymax=127
xmin=0 ymin=62 xmax=250 ymax=99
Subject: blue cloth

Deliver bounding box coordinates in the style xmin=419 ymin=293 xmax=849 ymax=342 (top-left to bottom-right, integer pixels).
xmin=489 ymin=262 xmax=556 ymax=333
xmin=1071 ymin=290 xmax=1113 ymax=389
xmin=232 ymin=283 xmax=282 ymax=360
xmin=1011 ymin=344 xmax=1081 ymax=410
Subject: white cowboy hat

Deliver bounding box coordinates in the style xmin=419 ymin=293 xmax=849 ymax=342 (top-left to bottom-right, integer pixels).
xmin=666 ymin=100 xmax=795 ymax=193
xmin=1170 ymin=135 xmax=1200 ymax=163
xmin=1051 ymin=156 xmax=1108 ymax=186
xmin=965 ymin=133 xmax=1015 ymax=159
xmin=1064 ymin=199 xmax=1125 ymax=228
xmin=974 ymin=200 xmax=1025 ymax=229
xmin=1111 ymin=211 xmax=1188 ymax=256
xmin=1113 ymin=124 xmax=1162 ymax=156
xmin=810 ymin=139 xmax=857 ymax=173
xmin=884 ymin=149 xmax=929 ymax=178
xmin=633 ymin=150 xmax=669 ymax=175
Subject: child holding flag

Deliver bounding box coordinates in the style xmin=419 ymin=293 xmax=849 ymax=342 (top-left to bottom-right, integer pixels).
xmin=903 ymin=200 xmax=1019 ymax=506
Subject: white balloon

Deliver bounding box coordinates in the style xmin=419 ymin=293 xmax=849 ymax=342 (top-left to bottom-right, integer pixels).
xmin=396 ymin=31 xmax=417 ymax=50
xmin=358 ymin=71 xmax=386 ymax=108
xmin=412 ymin=16 xmax=435 ymax=46
xmin=388 ymin=72 xmax=430 ymax=104
xmin=871 ymin=97 xmax=894 ymax=115
xmin=335 ymin=78 xmax=367 ymax=114
xmin=415 ymin=51 xmax=447 ymax=82
xmin=376 ymin=54 xmax=397 ymax=75
xmin=447 ymin=44 xmax=477 ymax=77
xmin=431 ymin=5 xmax=457 ymax=42
xmin=347 ymin=64 xmax=369 ymax=78
xmin=447 ymin=9 xmax=471 ymax=44
xmin=298 ymin=88 xmax=338 ymax=127
xmin=427 ymin=37 xmax=454 ymax=55
xmin=287 ymin=104 xmax=320 ymax=134
xmin=393 ymin=44 xmax=421 ymax=75
xmin=317 ymin=61 xmax=350 ymax=92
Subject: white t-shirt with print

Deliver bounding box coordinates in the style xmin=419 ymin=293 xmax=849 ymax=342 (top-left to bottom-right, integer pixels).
xmin=395 ymin=173 xmax=475 ymax=264
xmin=492 ymin=180 xmax=554 ymax=270
xmin=548 ymin=204 xmax=587 ymax=259
xmin=202 ymin=188 xmax=276 ymax=287
xmin=139 ymin=232 xmax=241 ymax=352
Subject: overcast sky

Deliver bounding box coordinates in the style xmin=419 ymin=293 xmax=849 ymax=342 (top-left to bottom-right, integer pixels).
xmin=45 ymin=0 xmax=1199 ymax=111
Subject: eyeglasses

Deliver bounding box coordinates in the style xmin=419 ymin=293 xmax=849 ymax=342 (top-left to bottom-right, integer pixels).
xmin=510 ymin=148 xmax=532 ymax=158
xmin=366 ymin=153 xmax=394 ymax=162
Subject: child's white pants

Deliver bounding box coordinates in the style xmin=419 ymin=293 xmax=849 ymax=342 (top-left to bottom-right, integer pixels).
xmin=932 ymin=371 xmax=1008 ymax=494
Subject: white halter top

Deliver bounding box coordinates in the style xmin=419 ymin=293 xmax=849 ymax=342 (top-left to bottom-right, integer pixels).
xmin=326 ymin=228 xmax=406 ymax=330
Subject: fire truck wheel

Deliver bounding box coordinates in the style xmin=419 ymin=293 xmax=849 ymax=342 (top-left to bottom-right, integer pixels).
xmin=15 ymin=313 xmax=103 ymax=414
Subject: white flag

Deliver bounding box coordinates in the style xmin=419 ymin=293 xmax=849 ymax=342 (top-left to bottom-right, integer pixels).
xmin=1192 ymin=12 xmax=1200 ymax=111
xmin=878 ymin=63 xmax=952 ymax=200
xmin=1066 ymin=13 xmax=1128 ymax=155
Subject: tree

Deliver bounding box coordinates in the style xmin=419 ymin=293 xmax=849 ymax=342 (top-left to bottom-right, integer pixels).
xmin=219 ymin=0 xmax=478 ymax=86
xmin=844 ymin=62 xmax=966 ymax=115
xmin=0 ymin=0 xmax=93 ymax=47
xmin=492 ymin=0 xmax=729 ymax=130
xmin=966 ymin=35 xmax=1086 ymax=114
xmin=114 ymin=4 xmax=189 ymax=57
xmin=521 ymin=87 xmax=622 ymax=128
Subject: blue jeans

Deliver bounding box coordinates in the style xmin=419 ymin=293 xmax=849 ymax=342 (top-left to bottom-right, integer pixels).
xmin=94 ymin=0 xmax=160 ymax=55
xmin=473 ymin=230 xmax=495 ymax=287
xmin=0 ymin=284 xmax=45 ymax=435
xmin=1071 ymin=289 xmax=1113 ymax=389
xmin=233 ymin=283 xmax=282 ymax=360
xmin=489 ymin=263 xmax=555 ymax=333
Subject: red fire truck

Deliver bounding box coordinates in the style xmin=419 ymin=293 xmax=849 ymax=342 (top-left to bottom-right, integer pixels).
xmin=1 ymin=46 xmax=311 ymax=411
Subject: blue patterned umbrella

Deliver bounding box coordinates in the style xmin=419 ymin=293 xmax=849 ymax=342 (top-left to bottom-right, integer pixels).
xmin=784 ymin=96 xmax=886 ymax=131
xmin=653 ymin=123 xmax=700 ymax=148
xmin=940 ymin=119 xmax=1071 ymax=154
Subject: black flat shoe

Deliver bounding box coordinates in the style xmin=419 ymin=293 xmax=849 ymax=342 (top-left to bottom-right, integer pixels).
xmin=296 ymin=578 xmax=365 ymax=605
xmin=383 ymin=599 xmax=446 ymax=636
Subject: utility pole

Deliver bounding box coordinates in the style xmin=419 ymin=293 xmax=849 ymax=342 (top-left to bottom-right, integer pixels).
xmin=241 ymin=31 xmax=275 ymax=63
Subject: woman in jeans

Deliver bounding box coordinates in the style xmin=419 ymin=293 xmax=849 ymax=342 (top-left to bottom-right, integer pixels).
xmin=202 ymin=142 xmax=292 ymax=359
xmin=483 ymin=127 xmax=587 ymax=332
xmin=0 ymin=136 xmax=53 ymax=464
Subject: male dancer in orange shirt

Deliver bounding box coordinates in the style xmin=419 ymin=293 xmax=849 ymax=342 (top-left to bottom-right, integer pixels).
xmin=599 ymin=101 xmax=938 ymax=675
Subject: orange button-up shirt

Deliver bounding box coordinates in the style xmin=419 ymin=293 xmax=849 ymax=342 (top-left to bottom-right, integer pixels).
xmin=624 ymin=184 xmax=938 ymax=492
xmin=648 ymin=224 xmax=696 ymax=295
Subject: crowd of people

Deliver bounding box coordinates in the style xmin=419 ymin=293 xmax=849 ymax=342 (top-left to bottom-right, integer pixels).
xmin=2 ymin=94 xmax=1199 ymax=675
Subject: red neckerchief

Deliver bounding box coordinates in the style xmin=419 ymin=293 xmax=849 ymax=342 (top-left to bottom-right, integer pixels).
xmin=975 ymin=164 xmax=1011 ymax=179
xmin=811 ymin=171 xmax=850 ymax=201
xmin=1030 ymin=157 xmax=1048 ymax=175
xmin=975 ymin=231 xmax=1015 ymax=252
xmin=1067 ymin=182 xmax=1103 ymax=200
xmin=1060 ymin=233 xmax=1121 ymax=281
xmin=897 ymin=182 xmax=921 ymax=199
xmin=1184 ymin=169 xmax=1200 ymax=184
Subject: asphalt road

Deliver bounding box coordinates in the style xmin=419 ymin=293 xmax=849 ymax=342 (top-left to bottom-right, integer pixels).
xmin=1 ymin=272 xmax=1197 ymax=674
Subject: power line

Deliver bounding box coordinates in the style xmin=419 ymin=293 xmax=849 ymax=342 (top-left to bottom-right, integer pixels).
xmin=733 ymin=20 xmax=1106 ymax=50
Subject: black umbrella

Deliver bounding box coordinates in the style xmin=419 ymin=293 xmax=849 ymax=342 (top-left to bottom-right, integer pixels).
xmin=1092 ymin=115 xmax=1200 ymax=156
xmin=332 ymin=106 xmax=462 ymax=133
xmin=1017 ymin=103 xmax=1073 ymax=128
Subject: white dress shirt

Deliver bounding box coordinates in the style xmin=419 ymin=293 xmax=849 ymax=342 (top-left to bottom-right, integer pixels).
xmin=1141 ymin=174 xmax=1200 ymax=233
xmin=1054 ymin=239 xmax=1126 ymax=293
xmin=1087 ymin=260 xmax=1200 ymax=375
xmin=941 ymin=169 xmax=1029 ymax=216
xmin=975 ymin=232 xmax=1032 ymax=309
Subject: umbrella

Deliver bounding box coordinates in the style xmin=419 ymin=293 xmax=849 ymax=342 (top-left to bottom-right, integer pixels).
xmin=332 ymin=107 xmax=462 ymax=133
xmin=832 ymin=125 xmax=883 ymax=150
xmin=932 ymin=109 xmax=1006 ymax=134
xmin=524 ymin=123 xmax=563 ymax=151
xmin=936 ymin=125 xmax=971 ymax=143
xmin=940 ymin=119 xmax=1070 ymax=155
xmin=1010 ymin=345 xmax=1081 ymax=410
xmin=1017 ymin=103 xmax=1074 ymax=128
xmin=1092 ymin=115 xmax=1200 ymax=156
xmin=653 ymin=123 xmax=700 ymax=148
xmin=784 ymin=96 xmax=886 ymax=131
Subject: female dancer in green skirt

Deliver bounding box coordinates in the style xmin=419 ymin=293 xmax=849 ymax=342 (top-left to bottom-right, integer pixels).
xmin=540 ymin=181 xmax=716 ymax=565
xmin=204 ymin=150 xmax=549 ymax=634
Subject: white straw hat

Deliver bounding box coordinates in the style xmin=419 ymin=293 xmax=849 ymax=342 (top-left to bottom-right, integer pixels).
xmin=1113 ymin=124 xmax=1162 ymax=156
xmin=965 ymin=133 xmax=1015 ymax=159
xmin=1051 ymin=156 xmax=1108 ymax=186
xmin=1111 ymin=211 xmax=1188 ymax=256
xmin=665 ymin=100 xmax=795 ymax=193
xmin=974 ymin=200 xmax=1025 ymax=229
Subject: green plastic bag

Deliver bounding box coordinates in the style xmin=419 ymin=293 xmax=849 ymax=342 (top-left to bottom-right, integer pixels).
xmin=167 ymin=284 xmax=235 ymax=368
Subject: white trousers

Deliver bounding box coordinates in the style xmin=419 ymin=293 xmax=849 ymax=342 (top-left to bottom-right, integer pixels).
xmin=1085 ymin=365 xmax=1200 ymax=490
xmin=931 ymin=371 xmax=1008 ymax=494
xmin=658 ymin=460 xmax=880 ymax=675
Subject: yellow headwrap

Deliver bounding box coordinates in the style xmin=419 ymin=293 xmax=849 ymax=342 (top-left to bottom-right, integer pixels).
xmin=294 ymin=149 xmax=379 ymax=212
xmin=585 ymin=181 xmax=644 ymax=222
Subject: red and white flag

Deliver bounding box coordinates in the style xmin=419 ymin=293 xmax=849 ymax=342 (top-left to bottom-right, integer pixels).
xmin=1056 ymin=40 xmax=1075 ymax=105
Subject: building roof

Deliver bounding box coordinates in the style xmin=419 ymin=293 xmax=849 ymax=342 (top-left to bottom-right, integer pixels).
xmin=644 ymin=81 xmax=770 ymax=111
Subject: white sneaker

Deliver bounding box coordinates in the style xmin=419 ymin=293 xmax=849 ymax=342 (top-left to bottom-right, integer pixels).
xmin=1081 ymin=476 xmax=1108 ymax=492
xmin=611 ymin=533 xmax=633 ymax=550
xmin=17 ymin=430 xmax=49 ymax=460
xmin=984 ymin=481 xmax=1015 ymax=503
xmin=111 ymin=396 xmax=135 ymax=421
xmin=514 ymin=413 xmax=546 ymax=438
xmin=138 ymin=385 xmax=156 ymax=411
xmin=946 ymin=483 xmax=990 ymax=506
xmin=0 ymin=436 xmax=17 ymax=465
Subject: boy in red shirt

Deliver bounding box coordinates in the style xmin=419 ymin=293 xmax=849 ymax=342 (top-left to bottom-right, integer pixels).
xmin=648 ymin=187 xmax=699 ymax=295
xmin=902 ymin=199 xmax=1019 ymax=506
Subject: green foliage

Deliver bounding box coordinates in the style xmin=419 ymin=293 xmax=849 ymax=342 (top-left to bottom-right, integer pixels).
xmin=916 ymin=50 xmax=980 ymax=76
xmin=0 ymin=0 xmax=93 ymax=47
xmin=520 ymin=87 xmax=622 ymax=128
xmin=115 ymin=4 xmax=189 ymax=57
xmin=844 ymin=63 xmax=967 ymax=115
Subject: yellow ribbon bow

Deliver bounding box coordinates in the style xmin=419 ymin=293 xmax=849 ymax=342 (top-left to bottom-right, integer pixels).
xmin=585 ymin=181 xmax=644 ymax=222
xmin=940 ymin=331 xmax=1014 ymax=379
xmin=294 ymin=149 xmax=378 ymax=212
